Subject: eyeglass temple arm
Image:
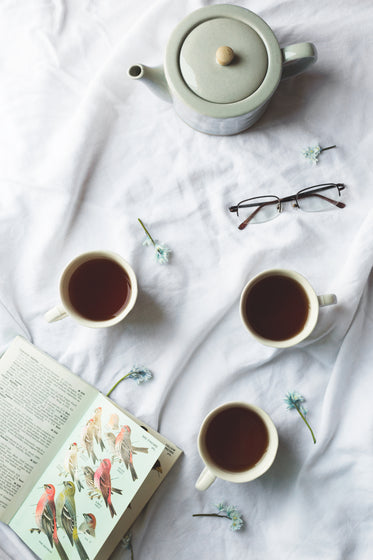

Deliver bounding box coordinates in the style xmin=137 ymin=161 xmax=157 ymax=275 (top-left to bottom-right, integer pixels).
xmin=238 ymin=201 xmax=278 ymax=230
xmin=229 ymin=203 xmax=258 ymax=212
xmin=298 ymin=192 xmax=345 ymax=208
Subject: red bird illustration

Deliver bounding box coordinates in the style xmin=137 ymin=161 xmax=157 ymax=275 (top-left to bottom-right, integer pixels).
xmin=94 ymin=458 xmax=117 ymax=518
xmin=115 ymin=425 xmax=138 ymax=481
xmin=32 ymin=483 xmax=68 ymax=560
xmin=84 ymin=465 xmax=122 ymax=498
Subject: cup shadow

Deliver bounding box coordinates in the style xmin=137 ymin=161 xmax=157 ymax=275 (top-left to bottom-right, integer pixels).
xmin=114 ymin=284 xmax=166 ymax=334
xmin=264 ymin=431 xmax=301 ymax=486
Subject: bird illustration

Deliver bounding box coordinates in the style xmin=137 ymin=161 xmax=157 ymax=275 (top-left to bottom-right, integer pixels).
xmin=106 ymin=429 xmax=148 ymax=462
xmin=31 ymin=483 xmax=68 ymax=560
xmin=81 ymin=418 xmax=98 ymax=464
xmin=107 ymin=413 xmax=119 ymax=431
xmin=106 ymin=431 xmax=148 ymax=463
xmin=83 ymin=466 xmax=100 ymax=499
xmin=115 ymin=425 xmax=138 ymax=481
xmin=152 ymin=459 xmax=163 ymax=475
xmin=94 ymin=458 xmax=117 ymax=518
xmin=104 ymin=432 xmax=117 ymax=462
xmin=84 ymin=465 xmax=122 ymax=499
xmin=64 ymin=443 xmax=83 ymax=491
xmin=92 ymin=407 xmax=105 ymax=451
xmin=56 ymin=481 xmax=89 ymax=560
xmin=79 ymin=513 xmax=96 ymax=537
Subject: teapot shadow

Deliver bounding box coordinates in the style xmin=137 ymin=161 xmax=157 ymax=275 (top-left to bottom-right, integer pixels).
xmin=251 ymin=70 xmax=328 ymax=131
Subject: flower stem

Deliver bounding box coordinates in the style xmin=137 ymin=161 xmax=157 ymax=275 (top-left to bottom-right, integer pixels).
xmin=106 ymin=374 xmax=130 ymax=397
xmin=138 ymin=218 xmax=155 ymax=246
xmin=192 ymin=513 xmax=230 ymax=519
xmin=295 ymin=403 xmax=316 ymax=444
xmin=321 ymin=145 xmax=336 ymax=152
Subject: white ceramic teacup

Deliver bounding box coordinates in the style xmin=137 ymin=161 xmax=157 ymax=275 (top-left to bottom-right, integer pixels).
xmin=44 ymin=250 xmax=138 ymax=328
xmin=240 ymin=269 xmax=337 ymax=348
xmin=195 ymin=401 xmax=278 ymax=491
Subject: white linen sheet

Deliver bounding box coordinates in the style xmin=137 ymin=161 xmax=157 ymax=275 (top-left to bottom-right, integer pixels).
xmin=0 ymin=1 xmax=372 ymax=559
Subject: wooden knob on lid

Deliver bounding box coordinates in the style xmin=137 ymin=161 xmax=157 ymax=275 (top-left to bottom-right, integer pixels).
xmin=216 ymin=46 xmax=235 ymax=66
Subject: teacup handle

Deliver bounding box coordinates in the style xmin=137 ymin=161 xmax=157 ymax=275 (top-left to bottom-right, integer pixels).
xmin=281 ymin=42 xmax=317 ymax=79
xmin=44 ymin=304 xmax=68 ymax=323
xmin=317 ymin=294 xmax=337 ymax=307
xmin=195 ymin=467 xmax=216 ymax=491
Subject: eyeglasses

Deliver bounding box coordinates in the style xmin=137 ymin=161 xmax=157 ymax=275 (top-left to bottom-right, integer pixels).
xmin=229 ymin=183 xmax=346 ymax=230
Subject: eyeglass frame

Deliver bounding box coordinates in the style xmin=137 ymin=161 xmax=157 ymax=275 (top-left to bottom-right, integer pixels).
xmin=229 ymin=183 xmax=346 ymax=230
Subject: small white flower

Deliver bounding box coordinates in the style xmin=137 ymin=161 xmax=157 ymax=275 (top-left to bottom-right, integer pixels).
xmin=226 ymin=505 xmax=239 ymax=518
xmin=284 ymin=391 xmax=316 ymax=444
xmin=230 ymin=517 xmax=244 ymax=531
xmin=138 ymin=218 xmax=171 ymax=264
xmin=127 ymin=366 xmax=153 ymax=384
xmin=302 ymin=144 xmax=336 ymax=164
xmin=154 ymin=243 xmax=171 ymax=264
xmin=193 ymin=503 xmax=244 ymax=532
xmin=284 ymin=391 xmax=307 ymax=415
xmin=122 ymin=533 xmax=132 ymax=549
xmin=302 ymin=145 xmax=321 ymax=164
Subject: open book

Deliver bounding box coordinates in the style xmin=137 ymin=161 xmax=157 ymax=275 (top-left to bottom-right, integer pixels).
xmin=0 ymin=337 xmax=182 ymax=560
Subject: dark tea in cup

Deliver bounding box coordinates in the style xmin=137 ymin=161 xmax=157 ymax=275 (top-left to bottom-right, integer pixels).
xmin=244 ymin=274 xmax=310 ymax=341
xmin=44 ymin=250 xmax=138 ymax=327
xmin=239 ymin=269 xmax=337 ymax=348
xmin=205 ymin=405 xmax=269 ymax=472
xmin=68 ymin=257 xmax=132 ymax=321
xmin=195 ymin=401 xmax=278 ymax=490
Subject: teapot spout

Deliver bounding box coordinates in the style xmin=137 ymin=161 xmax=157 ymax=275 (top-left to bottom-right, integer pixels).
xmin=128 ymin=64 xmax=171 ymax=103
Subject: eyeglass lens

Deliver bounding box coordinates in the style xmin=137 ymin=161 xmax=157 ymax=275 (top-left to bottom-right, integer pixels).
xmin=237 ymin=196 xmax=280 ymax=225
xmin=296 ymin=184 xmax=345 ymax=212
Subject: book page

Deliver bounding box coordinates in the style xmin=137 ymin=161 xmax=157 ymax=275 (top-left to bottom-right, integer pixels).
xmin=0 ymin=337 xmax=98 ymax=523
xmin=98 ymin=406 xmax=182 ymax=560
xmin=9 ymin=393 xmax=165 ymax=560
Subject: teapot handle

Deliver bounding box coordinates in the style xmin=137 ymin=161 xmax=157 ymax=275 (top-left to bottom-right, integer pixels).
xmin=281 ymin=42 xmax=317 ymax=79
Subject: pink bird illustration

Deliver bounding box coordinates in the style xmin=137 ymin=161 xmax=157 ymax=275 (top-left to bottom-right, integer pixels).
xmin=31 ymin=483 xmax=68 ymax=560
xmin=92 ymin=407 xmax=105 ymax=451
xmin=115 ymin=425 xmax=138 ymax=481
xmin=81 ymin=418 xmax=98 ymax=464
xmin=84 ymin=465 xmax=122 ymax=498
xmin=94 ymin=458 xmax=117 ymax=518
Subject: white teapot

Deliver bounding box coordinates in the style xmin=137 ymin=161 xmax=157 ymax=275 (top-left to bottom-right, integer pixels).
xmin=128 ymin=4 xmax=317 ymax=135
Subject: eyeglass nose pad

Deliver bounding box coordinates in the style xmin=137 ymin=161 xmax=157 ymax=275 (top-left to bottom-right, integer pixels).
xmin=277 ymin=203 xmax=282 ymax=213
xmin=292 ymin=201 xmax=299 ymax=208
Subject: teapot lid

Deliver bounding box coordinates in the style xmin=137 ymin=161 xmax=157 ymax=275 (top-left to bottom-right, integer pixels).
xmin=179 ymin=17 xmax=268 ymax=104
xmin=165 ymin=5 xmax=282 ymax=118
